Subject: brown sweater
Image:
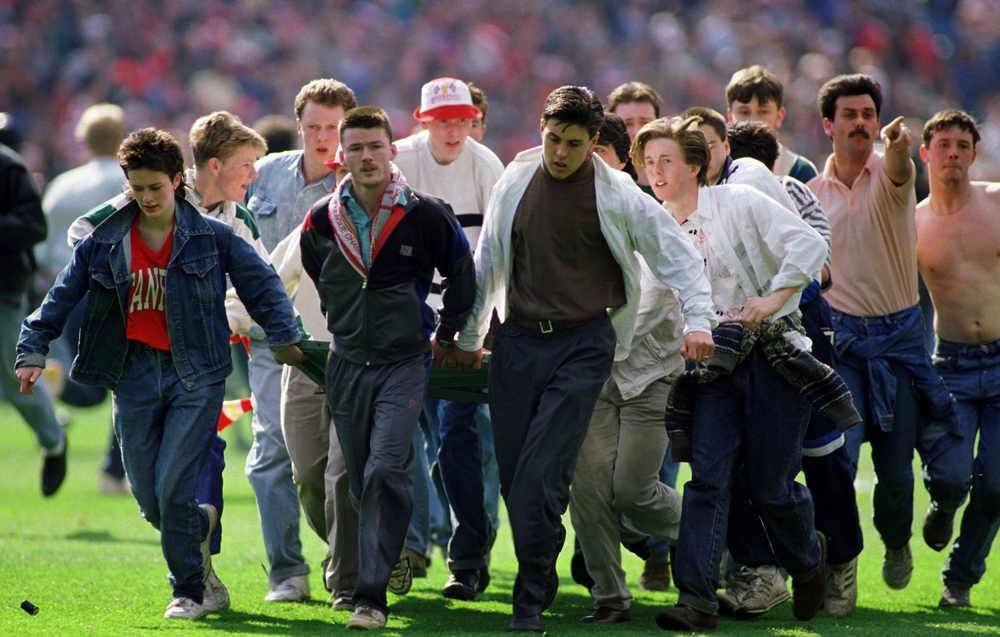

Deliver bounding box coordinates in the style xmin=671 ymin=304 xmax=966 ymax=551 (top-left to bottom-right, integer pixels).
xmin=508 ymin=159 xmax=626 ymax=322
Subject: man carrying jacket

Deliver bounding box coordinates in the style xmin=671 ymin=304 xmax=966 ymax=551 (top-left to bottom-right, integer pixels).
xmin=300 ymin=106 xmax=475 ymax=631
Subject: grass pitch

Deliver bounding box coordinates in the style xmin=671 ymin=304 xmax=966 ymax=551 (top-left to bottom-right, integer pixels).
xmin=1 ymin=398 xmax=998 ymax=636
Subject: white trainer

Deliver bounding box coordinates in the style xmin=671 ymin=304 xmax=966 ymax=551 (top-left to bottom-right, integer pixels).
xmin=347 ymin=604 xmax=387 ymax=630
xmin=264 ymin=574 xmax=311 ymax=602
xmin=199 ymin=504 xmax=218 ymax=583
xmin=164 ymin=597 xmax=207 ymax=620
xmin=202 ymin=567 xmax=231 ymax=612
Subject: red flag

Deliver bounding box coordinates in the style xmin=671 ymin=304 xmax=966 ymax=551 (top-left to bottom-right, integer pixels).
xmin=218 ymin=397 xmax=253 ymax=431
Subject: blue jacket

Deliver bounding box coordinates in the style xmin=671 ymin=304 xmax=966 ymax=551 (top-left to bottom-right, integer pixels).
xmin=832 ymin=304 xmax=961 ymax=462
xmin=17 ymin=195 xmax=300 ymax=391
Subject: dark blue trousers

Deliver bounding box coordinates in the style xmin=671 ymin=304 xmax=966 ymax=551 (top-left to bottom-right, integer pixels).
xmin=489 ymin=315 xmax=615 ymax=618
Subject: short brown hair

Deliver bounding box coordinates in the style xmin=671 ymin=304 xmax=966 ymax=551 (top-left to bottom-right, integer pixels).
xmin=467 ymin=82 xmax=488 ymax=123
xmin=190 ymin=111 xmax=267 ymax=168
xmin=922 ymin=109 xmax=981 ymax=149
xmin=725 ymin=65 xmax=784 ymax=110
xmin=75 ymin=103 xmax=124 ymax=157
xmin=607 ymin=82 xmax=662 ymax=118
xmin=818 ymin=74 xmax=883 ymax=121
xmin=631 ymin=117 xmax=711 ymax=187
xmin=543 ymin=86 xmax=604 ymax=138
xmin=294 ymin=79 xmax=357 ymax=120
xmin=680 ymin=106 xmax=728 ymax=145
xmin=252 ymin=114 xmax=297 ymax=154
xmin=338 ymin=106 xmax=394 ymax=144
xmin=118 ymin=128 xmax=186 ymax=196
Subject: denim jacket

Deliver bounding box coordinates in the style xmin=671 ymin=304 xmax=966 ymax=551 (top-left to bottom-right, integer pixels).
xmin=17 ymin=195 xmax=300 ymax=391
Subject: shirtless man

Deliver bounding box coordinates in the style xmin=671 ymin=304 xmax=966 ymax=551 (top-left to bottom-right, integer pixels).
xmin=916 ymin=109 xmax=1000 ymax=608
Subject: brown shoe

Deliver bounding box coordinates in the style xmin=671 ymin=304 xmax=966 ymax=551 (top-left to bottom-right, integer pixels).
xmin=639 ymin=559 xmax=671 ymax=591
xmin=581 ymin=607 xmax=631 ymax=623
xmin=792 ymin=531 xmax=826 ymax=621
xmin=403 ymin=548 xmax=428 ymax=578
xmin=655 ymin=605 xmax=717 ymax=631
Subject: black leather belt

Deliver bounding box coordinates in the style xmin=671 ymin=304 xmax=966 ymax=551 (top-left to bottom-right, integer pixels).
xmin=509 ymin=311 xmax=607 ymax=334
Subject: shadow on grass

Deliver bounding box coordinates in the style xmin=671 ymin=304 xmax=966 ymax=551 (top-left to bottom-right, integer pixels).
xmin=0 ymin=530 xmax=159 ymax=546
xmin=201 ymin=609 xmax=339 ymax=634
xmin=636 ymin=596 xmax=1000 ymax=635
xmin=64 ymin=530 xmax=159 ymax=545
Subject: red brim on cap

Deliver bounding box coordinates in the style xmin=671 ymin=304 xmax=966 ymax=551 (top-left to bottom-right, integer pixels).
xmin=413 ymin=104 xmax=484 ymax=122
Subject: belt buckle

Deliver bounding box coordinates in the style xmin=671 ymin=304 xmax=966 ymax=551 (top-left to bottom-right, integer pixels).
xmin=539 ymin=320 xmax=553 ymax=334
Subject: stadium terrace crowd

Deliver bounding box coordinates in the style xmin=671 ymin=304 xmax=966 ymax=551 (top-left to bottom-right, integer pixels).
xmin=2 ymin=13 xmax=999 ymax=632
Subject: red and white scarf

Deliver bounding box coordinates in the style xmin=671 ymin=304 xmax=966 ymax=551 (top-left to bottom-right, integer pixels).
xmin=328 ymin=163 xmax=410 ymax=278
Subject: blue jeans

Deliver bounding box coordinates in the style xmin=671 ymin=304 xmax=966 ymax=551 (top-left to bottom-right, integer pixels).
xmin=673 ymin=345 xmax=820 ymax=615
xmin=112 ymin=342 xmax=224 ymax=604
xmin=406 ymin=423 xmax=435 ymax=556
xmin=434 ymin=397 xmax=489 ymax=570
xmin=408 ymin=396 xmax=496 ymax=569
xmin=835 ymin=313 xmax=921 ymax=549
xmin=477 ymin=402 xmax=502 ymax=537
xmin=0 ymin=291 xmax=62 ymax=452
xmin=245 ymin=337 xmax=308 ymax=583
xmin=931 ymin=338 xmax=1000 ymax=588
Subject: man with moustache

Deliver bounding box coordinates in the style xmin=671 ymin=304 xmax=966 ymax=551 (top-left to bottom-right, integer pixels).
xmin=808 ymin=74 xmax=959 ymax=591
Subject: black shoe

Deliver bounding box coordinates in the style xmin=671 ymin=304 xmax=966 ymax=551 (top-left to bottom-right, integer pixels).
xmin=581 ymin=607 xmax=631 ymax=623
xmin=507 ymin=614 xmax=545 ymax=633
xmin=443 ymin=569 xmax=479 ymax=601
xmin=655 ymin=605 xmax=717 ymax=631
xmin=923 ymin=505 xmax=956 ymax=552
xmin=42 ymin=434 xmax=67 ymax=497
xmin=477 ymin=566 xmax=491 ymax=593
xmin=624 ymin=538 xmax=651 ymax=561
xmin=571 ymin=549 xmax=595 ymax=590
xmin=792 ymin=531 xmax=826 ymax=621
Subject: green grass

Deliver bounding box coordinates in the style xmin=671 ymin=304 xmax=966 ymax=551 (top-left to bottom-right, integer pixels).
xmin=1 ymin=398 xmax=999 ymax=636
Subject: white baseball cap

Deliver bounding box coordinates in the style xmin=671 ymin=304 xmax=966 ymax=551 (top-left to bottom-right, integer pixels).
xmin=413 ymin=77 xmax=483 ymax=122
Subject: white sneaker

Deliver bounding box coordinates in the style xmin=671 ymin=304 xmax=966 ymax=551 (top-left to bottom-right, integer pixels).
xmin=387 ymin=553 xmax=412 ymax=596
xmin=347 ymin=604 xmax=387 ymax=630
xmin=164 ymin=597 xmax=207 ymax=620
xmin=264 ymin=574 xmax=311 ymax=602
xmin=199 ymin=504 xmax=218 ymax=583
xmin=202 ymin=568 xmax=231 ymax=612
xmin=735 ymin=565 xmax=789 ymax=618
xmin=97 ymin=472 xmax=131 ymax=495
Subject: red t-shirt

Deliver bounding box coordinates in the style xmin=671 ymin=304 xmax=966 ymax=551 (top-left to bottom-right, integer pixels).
xmin=126 ymin=217 xmax=174 ymax=350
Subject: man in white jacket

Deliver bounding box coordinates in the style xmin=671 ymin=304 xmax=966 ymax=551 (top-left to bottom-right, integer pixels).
xmin=450 ymin=86 xmax=716 ymax=634
xmin=634 ymin=116 xmax=829 ymax=632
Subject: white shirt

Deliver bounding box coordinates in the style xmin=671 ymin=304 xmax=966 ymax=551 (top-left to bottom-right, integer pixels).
xmin=393 ymin=130 xmax=504 ymax=311
xmin=41 ymin=156 xmax=124 ymax=275
xmin=457 ymin=146 xmax=717 ymax=355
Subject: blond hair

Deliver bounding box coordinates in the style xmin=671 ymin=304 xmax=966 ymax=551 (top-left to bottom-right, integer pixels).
xmin=75 ymin=103 xmax=124 ymax=157
xmin=189 ymin=111 xmax=267 ymax=168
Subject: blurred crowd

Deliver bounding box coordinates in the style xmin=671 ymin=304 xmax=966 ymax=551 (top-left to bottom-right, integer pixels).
xmin=4 ymin=0 xmax=1000 ymax=187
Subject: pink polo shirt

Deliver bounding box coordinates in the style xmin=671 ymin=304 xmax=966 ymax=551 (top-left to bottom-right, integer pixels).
xmin=808 ymin=150 xmax=918 ymax=318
